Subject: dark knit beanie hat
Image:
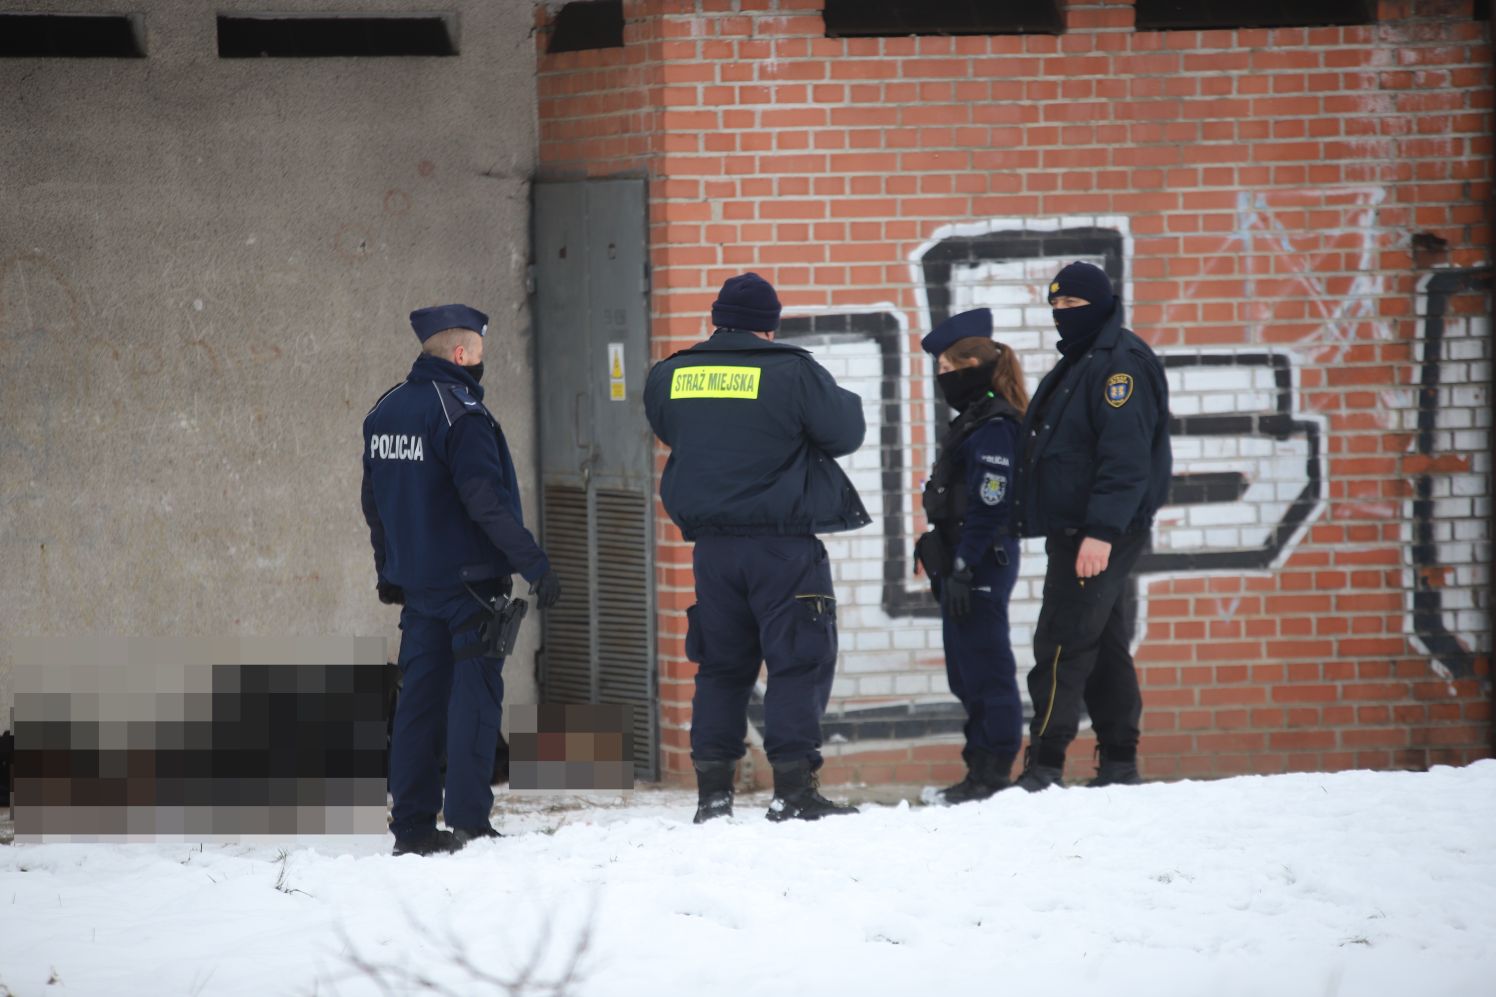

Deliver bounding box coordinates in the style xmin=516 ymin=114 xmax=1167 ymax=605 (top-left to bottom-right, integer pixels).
xmin=712 ymin=272 xmax=782 ymax=332
xmin=1047 ymin=261 xmax=1115 ymax=308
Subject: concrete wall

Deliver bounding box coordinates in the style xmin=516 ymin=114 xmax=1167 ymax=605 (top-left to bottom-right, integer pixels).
xmin=0 ymin=1 xmax=542 ymax=723
xmin=537 ymin=0 xmax=1493 ymax=785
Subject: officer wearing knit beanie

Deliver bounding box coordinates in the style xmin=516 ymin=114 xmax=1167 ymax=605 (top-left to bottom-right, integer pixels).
xmin=645 ymin=271 xmax=870 ymax=824
xmin=712 ymin=272 xmax=782 ymax=333
xmin=1010 ymin=261 xmax=1172 ymax=794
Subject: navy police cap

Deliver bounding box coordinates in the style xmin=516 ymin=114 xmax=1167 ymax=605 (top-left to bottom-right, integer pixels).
xmin=409 ymin=304 xmax=489 ymax=343
xmin=921 ymin=307 xmax=993 ymax=357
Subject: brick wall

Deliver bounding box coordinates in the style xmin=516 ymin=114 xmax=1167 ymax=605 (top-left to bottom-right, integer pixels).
xmin=536 ymin=0 xmax=1494 ymax=787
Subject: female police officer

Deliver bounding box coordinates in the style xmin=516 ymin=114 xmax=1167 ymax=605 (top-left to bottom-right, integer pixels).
xmin=916 ymin=308 xmax=1028 ymax=804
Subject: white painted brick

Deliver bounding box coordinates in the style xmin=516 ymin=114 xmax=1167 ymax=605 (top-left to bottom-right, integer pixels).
xmin=892 ymin=628 xmax=928 ymax=650
xmin=1204 ymin=528 xmax=1245 ymax=548
xmin=1454 ymin=475 xmax=1485 ymax=497
xmin=1454 ymin=520 xmax=1485 ymax=541
xmin=894 ymin=673 xmax=931 ymax=695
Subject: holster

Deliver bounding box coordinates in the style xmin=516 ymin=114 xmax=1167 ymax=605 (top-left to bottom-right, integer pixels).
xmin=914 ymin=529 xmax=954 ymax=581
xmin=456 ymin=581 xmax=528 ymax=662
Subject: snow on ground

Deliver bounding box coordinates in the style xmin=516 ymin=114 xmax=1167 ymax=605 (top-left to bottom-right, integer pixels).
xmin=2 ymin=762 xmax=1494 ymax=997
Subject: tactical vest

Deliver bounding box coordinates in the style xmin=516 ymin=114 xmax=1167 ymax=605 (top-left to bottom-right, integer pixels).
xmin=922 ymin=393 xmax=1021 ymax=549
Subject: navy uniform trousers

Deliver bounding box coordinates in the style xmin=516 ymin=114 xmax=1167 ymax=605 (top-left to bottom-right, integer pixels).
xmin=936 ymin=539 xmax=1023 ymax=763
xmin=388 ymin=579 xmax=506 ymax=842
xmin=686 ymin=534 xmax=838 ymax=768
xmin=1027 ymin=529 xmax=1148 ymax=765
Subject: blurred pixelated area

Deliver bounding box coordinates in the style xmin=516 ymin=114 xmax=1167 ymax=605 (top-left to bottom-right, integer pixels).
xmin=7 ymin=638 xmax=388 ymax=842
xmin=507 ymin=703 xmax=635 ymax=793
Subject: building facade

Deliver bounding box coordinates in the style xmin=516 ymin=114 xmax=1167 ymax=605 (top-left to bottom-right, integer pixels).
xmin=535 ymin=0 xmax=1493 ymax=786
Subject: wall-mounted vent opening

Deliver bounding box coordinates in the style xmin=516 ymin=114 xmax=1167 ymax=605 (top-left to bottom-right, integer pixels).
xmin=0 ymin=13 xmax=146 ymax=57
xmin=216 ymin=14 xmax=458 ymax=58
xmin=546 ymin=0 xmax=624 ymax=53
xmin=823 ymin=0 xmax=1064 ymax=36
xmin=1133 ymin=0 xmax=1377 ymax=30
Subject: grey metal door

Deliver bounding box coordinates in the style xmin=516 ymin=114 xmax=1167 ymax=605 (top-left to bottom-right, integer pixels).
xmin=532 ymin=179 xmax=657 ymax=780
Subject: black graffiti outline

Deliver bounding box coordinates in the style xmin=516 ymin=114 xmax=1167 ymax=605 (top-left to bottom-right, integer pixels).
xmin=1138 ymin=352 xmax=1323 ymax=575
xmin=749 ymin=228 xmax=1331 ymax=744
xmin=1410 ymin=267 xmax=1492 ymax=680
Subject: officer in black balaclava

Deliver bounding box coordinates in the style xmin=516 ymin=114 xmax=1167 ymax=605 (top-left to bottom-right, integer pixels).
xmin=1011 ymin=262 xmax=1172 ymax=791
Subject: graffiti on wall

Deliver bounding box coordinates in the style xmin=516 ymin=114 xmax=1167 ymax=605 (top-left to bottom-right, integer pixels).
xmin=746 ymin=201 xmax=1490 ymax=749
xmin=1406 ymin=268 xmax=1492 ymax=682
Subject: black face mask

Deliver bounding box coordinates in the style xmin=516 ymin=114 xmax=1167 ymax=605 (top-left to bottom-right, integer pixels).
xmin=1052 ymin=301 xmax=1112 ymax=353
xmin=937 ymin=361 xmax=996 ymax=412
xmin=462 ymin=361 xmax=484 ymax=384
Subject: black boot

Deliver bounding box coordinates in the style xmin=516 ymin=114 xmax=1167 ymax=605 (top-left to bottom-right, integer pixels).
xmin=1014 ymin=745 xmax=1065 ymax=793
xmin=451 ymin=823 xmax=503 ymax=846
xmin=1087 ymin=746 xmax=1142 ymax=788
xmin=937 ymin=748 xmax=1014 ymax=805
xmin=765 ymin=759 xmax=858 ymax=822
xmin=693 ymin=759 xmax=736 ymax=824
xmin=392 ymin=828 xmax=463 ymax=856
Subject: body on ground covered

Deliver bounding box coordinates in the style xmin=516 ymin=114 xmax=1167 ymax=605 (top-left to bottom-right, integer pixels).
xmin=1 ymin=763 xmax=1493 ymax=996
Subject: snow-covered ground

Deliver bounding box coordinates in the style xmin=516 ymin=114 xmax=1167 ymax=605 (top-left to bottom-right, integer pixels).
xmin=2 ymin=762 xmax=1494 ymax=996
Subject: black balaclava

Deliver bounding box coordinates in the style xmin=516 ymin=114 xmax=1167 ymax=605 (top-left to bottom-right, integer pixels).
xmin=1048 ymin=261 xmax=1116 ymax=355
xmin=937 ymin=361 xmax=996 ymax=412
xmin=1053 ymin=302 xmax=1113 ymax=353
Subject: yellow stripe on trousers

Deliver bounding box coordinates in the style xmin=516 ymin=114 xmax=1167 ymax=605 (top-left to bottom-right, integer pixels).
xmin=1036 ymin=644 xmax=1062 ymax=737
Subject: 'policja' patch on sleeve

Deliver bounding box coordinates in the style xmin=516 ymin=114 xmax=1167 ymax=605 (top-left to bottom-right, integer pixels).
xmin=979 ymin=472 xmax=1006 ymax=506
xmin=1105 ymin=373 xmax=1134 ymax=408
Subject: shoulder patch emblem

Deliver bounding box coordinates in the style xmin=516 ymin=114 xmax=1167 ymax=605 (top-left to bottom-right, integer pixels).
xmin=979 ymin=472 xmax=1006 ymax=506
xmin=1105 ymin=372 xmax=1134 ymax=408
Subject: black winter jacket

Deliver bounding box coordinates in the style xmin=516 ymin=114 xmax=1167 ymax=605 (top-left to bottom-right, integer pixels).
xmin=644 ymin=331 xmax=871 ymax=539
xmin=1013 ymin=307 xmax=1171 ymax=541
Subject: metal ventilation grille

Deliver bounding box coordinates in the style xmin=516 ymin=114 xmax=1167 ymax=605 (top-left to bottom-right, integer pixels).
xmin=594 ymin=488 xmax=655 ymax=779
xmin=541 ymin=485 xmax=593 ymax=704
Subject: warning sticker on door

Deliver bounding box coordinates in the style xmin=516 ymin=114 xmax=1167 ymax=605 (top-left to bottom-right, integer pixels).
xmin=608 ymin=342 xmax=626 ymax=401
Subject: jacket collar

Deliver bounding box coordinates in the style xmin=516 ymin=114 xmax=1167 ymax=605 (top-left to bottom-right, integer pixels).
xmin=406 ymin=353 xmax=485 ymax=399
xmin=1060 ymin=303 xmax=1127 ymax=357
xmin=683 ymin=330 xmax=810 ymax=355
xmin=1092 ymin=303 xmax=1127 ymax=350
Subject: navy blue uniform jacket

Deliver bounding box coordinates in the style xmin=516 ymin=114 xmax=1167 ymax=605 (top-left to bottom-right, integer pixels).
xmin=644 ymin=331 xmax=872 ymax=539
xmin=1014 ymin=307 xmax=1171 ymax=542
xmin=951 ymin=417 xmax=1021 ymax=567
xmin=361 ymin=354 xmax=549 ymax=590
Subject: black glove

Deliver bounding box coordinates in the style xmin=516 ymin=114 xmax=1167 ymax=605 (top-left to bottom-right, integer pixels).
xmin=377 ymin=580 xmax=405 ymax=606
xmin=942 ymin=564 xmax=973 ymax=621
xmin=530 ymin=571 xmax=561 ymax=610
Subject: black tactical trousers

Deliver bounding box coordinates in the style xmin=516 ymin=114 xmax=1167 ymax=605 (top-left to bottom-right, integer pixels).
xmin=1027 ymin=529 xmax=1148 ymax=769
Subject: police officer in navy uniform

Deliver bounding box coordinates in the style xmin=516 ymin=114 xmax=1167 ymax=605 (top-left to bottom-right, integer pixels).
xmin=916 ymin=308 xmax=1028 ymax=803
xmin=644 ymin=273 xmax=870 ymax=824
xmin=1012 ymin=262 xmax=1171 ymax=791
xmin=362 ymin=304 xmax=561 ymax=855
